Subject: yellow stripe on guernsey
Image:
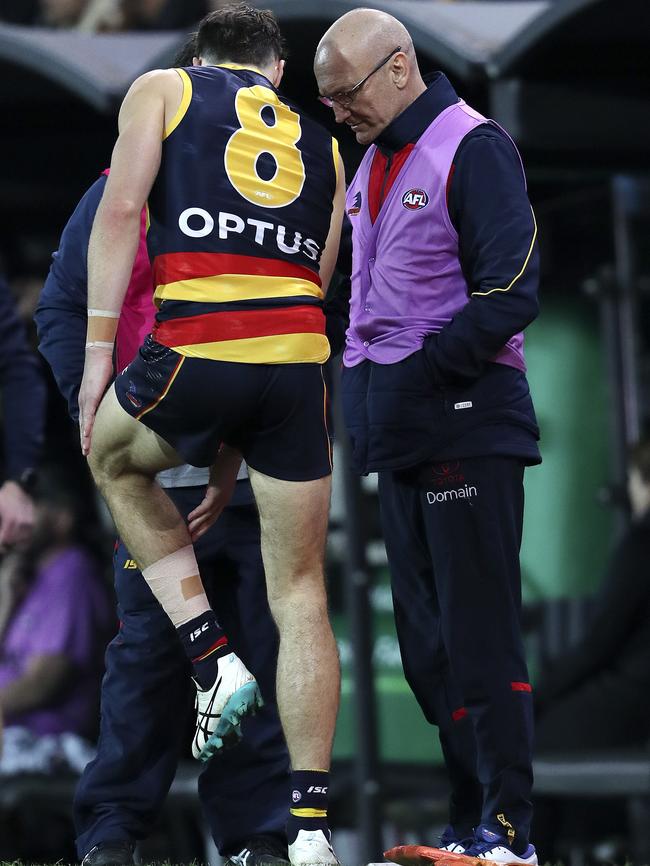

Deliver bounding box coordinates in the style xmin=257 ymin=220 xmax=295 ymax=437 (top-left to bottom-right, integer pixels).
xmin=332 ymin=136 xmax=340 ymax=183
xmin=471 ymin=205 xmax=538 ymax=297
xmin=217 ymin=63 xmax=266 ymax=75
xmin=290 ymin=809 xmax=328 ymax=819
xmin=164 ymin=69 xmax=193 ymax=140
xmin=171 ymin=333 xmax=330 ymax=364
xmin=154 ymin=274 xmax=324 ymax=305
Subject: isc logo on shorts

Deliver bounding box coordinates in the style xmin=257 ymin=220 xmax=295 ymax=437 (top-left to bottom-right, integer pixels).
xmin=402 ymin=188 xmax=429 ymax=210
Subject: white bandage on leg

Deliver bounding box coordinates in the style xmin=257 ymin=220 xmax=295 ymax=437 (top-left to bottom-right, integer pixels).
xmin=142 ymin=544 xmax=211 ymax=627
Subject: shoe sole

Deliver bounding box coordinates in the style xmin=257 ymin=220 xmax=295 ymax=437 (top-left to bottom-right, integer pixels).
xmin=198 ymin=681 xmax=264 ymax=761
xmin=228 ymin=857 xmax=290 ymax=866
xmin=384 ymin=847 xmax=523 ymax=866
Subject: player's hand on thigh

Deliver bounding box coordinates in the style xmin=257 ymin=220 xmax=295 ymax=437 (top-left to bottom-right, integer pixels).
xmin=187 ymin=446 xmax=242 ymax=541
xmin=79 ymin=346 xmax=114 ymax=456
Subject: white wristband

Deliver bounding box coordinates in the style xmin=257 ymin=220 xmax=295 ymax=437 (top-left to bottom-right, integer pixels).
xmin=88 ymin=309 xmax=120 ymax=318
xmin=85 ymin=341 xmax=114 ymax=350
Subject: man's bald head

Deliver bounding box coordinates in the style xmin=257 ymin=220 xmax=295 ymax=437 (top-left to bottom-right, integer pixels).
xmin=314 ymin=9 xmax=425 ymax=145
xmin=315 ymin=8 xmax=413 ymax=75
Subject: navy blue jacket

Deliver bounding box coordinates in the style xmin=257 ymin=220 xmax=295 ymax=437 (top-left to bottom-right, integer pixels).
xmin=0 ymin=277 xmax=46 ymax=482
xmin=341 ymin=74 xmax=541 ymax=473
xmin=35 ymin=176 xmax=106 ymax=423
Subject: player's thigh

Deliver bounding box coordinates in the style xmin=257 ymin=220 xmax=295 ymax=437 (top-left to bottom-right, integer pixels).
xmin=248 ymin=466 xmax=331 ymax=594
xmin=242 ymin=364 xmax=332 ymax=483
xmin=91 ymin=385 xmax=183 ymax=479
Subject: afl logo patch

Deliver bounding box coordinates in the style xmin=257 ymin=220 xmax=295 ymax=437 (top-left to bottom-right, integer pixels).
xmin=402 ymin=188 xmax=429 ymax=210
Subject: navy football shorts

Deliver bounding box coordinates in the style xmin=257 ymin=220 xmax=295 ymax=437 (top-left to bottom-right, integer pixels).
xmin=114 ymin=335 xmax=332 ymax=482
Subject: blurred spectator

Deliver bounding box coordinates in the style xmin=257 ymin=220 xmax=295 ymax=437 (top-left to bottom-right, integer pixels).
xmin=0 ymin=467 xmax=114 ymax=753
xmin=532 ymin=436 xmax=650 ymax=860
xmin=0 ymin=470 xmax=111 ymax=861
xmin=0 ymin=275 xmax=45 ymax=550
xmin=1 ymin=0 xmax=216 ymax=32
xmin=77 ymin=0 xmax=124 ymax=31
xmin=119 ymin=0 xmax=208 ymax=29
xmin=39 ymin=0 xmax=88 ymax=27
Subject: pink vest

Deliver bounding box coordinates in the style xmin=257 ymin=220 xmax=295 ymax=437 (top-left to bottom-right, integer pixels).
xmin=344 ymin=100 xmax=526 ymax=372
xmin=101 ymin=170 xmax=156 ymax=372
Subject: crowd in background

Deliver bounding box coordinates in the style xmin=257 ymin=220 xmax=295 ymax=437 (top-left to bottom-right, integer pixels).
xmin=0 ymin=0 xmax=564 ymax=29
xmin=0 ymin=0 xmax=218 ymax=30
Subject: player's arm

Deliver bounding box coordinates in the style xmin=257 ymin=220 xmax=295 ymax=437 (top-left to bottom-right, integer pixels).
xmin=79 ymin=69 xmax=179 ymax=455
xmin=318 ymin=154 xmax=346 ymax=296
xmin=86 ymin=71 xmax=170 ymax=324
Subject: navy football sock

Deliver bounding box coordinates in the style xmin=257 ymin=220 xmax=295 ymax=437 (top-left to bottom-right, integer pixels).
xmin=286 ymin=769 xmax=330 ymax=844
xmin=177 ymin=611 xmax=229 ymax=689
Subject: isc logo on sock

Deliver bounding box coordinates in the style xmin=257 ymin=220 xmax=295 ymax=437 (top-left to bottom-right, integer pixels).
xmin=190 ymin=622 xmax=210 ymax=642
xmin=307 ymin=785 xmax=328 ymax=794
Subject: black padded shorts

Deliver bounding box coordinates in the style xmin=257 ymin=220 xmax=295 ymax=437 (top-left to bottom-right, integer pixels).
xmin=114 ymin=336 xmax=332 ymax=481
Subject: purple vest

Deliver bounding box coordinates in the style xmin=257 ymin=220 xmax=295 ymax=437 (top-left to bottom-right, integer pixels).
xmin=344 ymin=100 xmax=526 ymax=372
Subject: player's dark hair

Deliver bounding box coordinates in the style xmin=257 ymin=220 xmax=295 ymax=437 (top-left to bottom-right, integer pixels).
xmin=629 ymin=437 xmax=650 ymax=483
xmin=196 ymin=3 xmax=285 ymax=68
xmin=173 ymin=32 xmax=198 ymax=67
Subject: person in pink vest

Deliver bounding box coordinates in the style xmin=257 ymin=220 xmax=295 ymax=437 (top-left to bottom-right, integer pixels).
xmin=315 ymin=9 xmax=541 ymax=866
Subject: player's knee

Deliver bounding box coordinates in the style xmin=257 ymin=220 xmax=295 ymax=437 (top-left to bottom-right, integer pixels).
xmin=87 ymin=444 xmax=111 ymax=492
xmin=266 ymin=570 xmax=328 ymax=618
xmin=87 ymin=440 xmax=127 ymax=492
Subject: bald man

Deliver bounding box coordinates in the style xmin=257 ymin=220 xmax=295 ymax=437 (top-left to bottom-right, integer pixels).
xmin=315 ymin=10 xmax=541 ymax=866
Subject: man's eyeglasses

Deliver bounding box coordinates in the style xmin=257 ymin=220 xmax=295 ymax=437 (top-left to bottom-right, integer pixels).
xmin=318 ymin=46 xmax=402 ymax=109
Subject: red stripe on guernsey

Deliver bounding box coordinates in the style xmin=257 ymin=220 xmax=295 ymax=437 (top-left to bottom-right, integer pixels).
xmin=452 ymin=707 xmax=468 ymax=722
xmin=511 ymin=681 xmax=533 ymax=692
xmin=193 ymin=636 xmax=228 ymax=663
xmin=154 ymin=305 xmax=325 ymax=347
xmin=153 ymin=252 xmax=321 ymax=288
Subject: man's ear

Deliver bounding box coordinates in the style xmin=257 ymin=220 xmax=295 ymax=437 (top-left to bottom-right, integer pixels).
xmin=192 ymin=56 xmax=202 ymax=67
xmin=273 ymin=58 xmax=285 ymax=88
xmin=391 ymin=52 xmax=409 ymax=90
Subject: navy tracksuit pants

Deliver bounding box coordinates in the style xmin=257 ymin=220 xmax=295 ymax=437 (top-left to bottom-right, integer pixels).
xmin=73 ymin=484 xmax=290 ymax=858
xmin=378 ymin=456 xmax=534 ymax=849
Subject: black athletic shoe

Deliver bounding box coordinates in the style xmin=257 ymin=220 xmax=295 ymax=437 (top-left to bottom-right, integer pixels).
xmin=81 ymin=841 xmax=136 ymax=866
xmin=226 ymin=835 xmax=290 ymax=866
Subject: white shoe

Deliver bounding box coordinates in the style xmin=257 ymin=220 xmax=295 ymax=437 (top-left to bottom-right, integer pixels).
xmin=466 ymin=828 xmax=538 ymax=865
xmin=440 ymin=842 xmax=467 ymax=854
xmin=470 ymin=846 xmax=537 ymax=865
xmin=192 ymin=652 xmax=263 ymax=761
xmin=288 ymin=829 xmax=340 ymax=866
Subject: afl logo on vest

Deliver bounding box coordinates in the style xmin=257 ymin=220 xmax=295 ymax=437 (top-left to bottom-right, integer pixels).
xmin=401 ymin=188 xmax=429 ymax=210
